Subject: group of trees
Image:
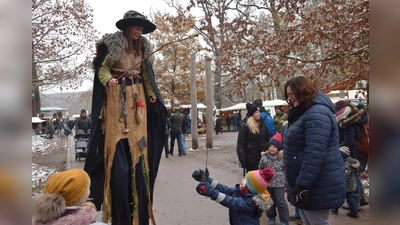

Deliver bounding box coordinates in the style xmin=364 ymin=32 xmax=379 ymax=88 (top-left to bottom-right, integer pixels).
xmin=151 ymin=7 xmax=206 ymax=110
xmin=32 ymin=0 xmax=97 ymax=116
xmin=32 ymin=0 xmax=369 ymax=115
xmin=164 ymin=0 xmax=369 ymax=107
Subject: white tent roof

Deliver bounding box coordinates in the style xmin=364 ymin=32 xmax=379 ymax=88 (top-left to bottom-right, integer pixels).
xmin=261 ymin=99 xmax=288 ymax=107
xmin=328 ymin=90 xmax=368 ymax=105
xmin=219 ymin=100 xmax=288 ymax=112
xmin=180 ymin=103 xmax=207 ymax=109
xmin=32 ymin=117 xmax=46 ymax=123
xmin=219 ymin=103 xmax=247 ymax=112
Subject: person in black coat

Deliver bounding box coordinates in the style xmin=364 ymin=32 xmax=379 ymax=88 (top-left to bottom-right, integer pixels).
xmin=225 ymin=114 xmax=232 ymax=131
xmin=215 ymin=115 xmax=222 ymax=135
xmin=236 ymin=103 xmax=272 ymax=174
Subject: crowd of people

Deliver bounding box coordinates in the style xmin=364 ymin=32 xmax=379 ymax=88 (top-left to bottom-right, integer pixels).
xmin=228 ymin=76 xmax=368 ymax=225
xmin=39 ymin=109 xmax=91 ymax=139
xmin=32 ymin=8 xmax=368 ymax=225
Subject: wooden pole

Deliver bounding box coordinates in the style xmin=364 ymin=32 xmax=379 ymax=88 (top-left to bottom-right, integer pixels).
xmin=190 ymin=52 xmax=199 ymax=149
xmin=205 ymin=57 xmax=213 ymax=149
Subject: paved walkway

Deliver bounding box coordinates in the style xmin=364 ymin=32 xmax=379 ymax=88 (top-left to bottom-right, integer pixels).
xmin=66 ymin=131 xmax=369 ymax=224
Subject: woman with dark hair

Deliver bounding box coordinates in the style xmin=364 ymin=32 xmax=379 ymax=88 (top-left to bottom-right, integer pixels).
xmin=282 ymin=76 xmax=345 ymax=225
xmin=84 ymin=10 xmax=167 ymax=225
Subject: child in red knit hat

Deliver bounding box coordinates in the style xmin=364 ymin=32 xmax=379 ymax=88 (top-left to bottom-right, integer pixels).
xmin=193 ymin=168 xmax=274 ymax=225
xmin=259 ymin=133 xmax=289 ymax=225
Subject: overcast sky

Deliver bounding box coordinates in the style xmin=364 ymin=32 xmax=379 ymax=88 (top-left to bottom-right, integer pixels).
xmin=45 ymin=0 xmax=193 ymax=94
xmin=87 ymin=0 xmax=179 ymax=36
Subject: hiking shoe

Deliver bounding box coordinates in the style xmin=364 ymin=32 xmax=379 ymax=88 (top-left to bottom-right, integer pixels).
xmin=268 ymin=218 xmax=276 ymax=225
xmin=290 ymin=215 xmax=300 ymax=221
xmin=347 ymin=209 xmax=359 ymax=218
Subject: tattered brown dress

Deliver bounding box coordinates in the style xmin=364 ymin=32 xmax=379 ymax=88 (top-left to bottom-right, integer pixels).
xmin=99 ymin=49 xmax=155 ymax=224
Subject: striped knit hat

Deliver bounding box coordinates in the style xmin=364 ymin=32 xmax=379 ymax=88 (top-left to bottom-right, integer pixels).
xmin=245 ymin=168 xmax=274 ymax=194
xmin=335 ymin=106 xmax=351 ymax=123
xmin=339 ymin=146 xmax=351 ymax=159
xmin=267 ymin=133 xmax=282 ymax=150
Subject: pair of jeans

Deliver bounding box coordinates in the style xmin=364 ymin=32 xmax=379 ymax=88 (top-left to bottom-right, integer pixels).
xmin=346 ymin=191 xmax=358 ymax=211
xmin=299 ymin=209 xmax=330 ymax=225
xmin=266 ymin=187 xmax=289 ymax=223
xmin=170 ymin=129 xmax=185 ymax=154
xmin=295 ymin=207 xmax=301 ymax=218
xmin=354 ymin=175 xmax=362 ymax=195
xmin=233 ymin=123 xmax=238 ymax=131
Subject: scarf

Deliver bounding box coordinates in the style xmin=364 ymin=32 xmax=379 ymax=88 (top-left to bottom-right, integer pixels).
xmin=267 ymin=153 xmax=278 ymax=161
xmin=288 ymin=104 xmax=307 ymax=125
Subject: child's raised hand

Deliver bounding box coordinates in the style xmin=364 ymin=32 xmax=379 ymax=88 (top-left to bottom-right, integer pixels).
xmin=196 ymin=182 xmax=219 ymax=200
xmin=192 ymin=169 xmax=203 ymax=182
xmin=192 ymin=168 xmax=210 ymax=182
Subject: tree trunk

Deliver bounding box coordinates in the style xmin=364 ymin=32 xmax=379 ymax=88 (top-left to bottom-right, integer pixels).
xmin=32 ymin=42 xmax=41 ymax=117
xmin=213 ymin=69 xmax=222 ymax=109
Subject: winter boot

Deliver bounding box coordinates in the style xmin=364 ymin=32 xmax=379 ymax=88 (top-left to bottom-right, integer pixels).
xmin=347 ymin=209 xmax=360 ymax=218
xmin=331 ymin=208 xmax=338 ymax=214
xmin=342 ymin=203 xmax=350 ymax=210
xmin=342 ymin=195 xmax=361 ymax=211
xmin=296 ymin=218 xmax=304 ymax=225
xmin=360 ymin=187 xmax=369 ymax=206
xmin=268 ymin=217 xmax=276 ymax=225
xmin=289 ymin=215 xmax=300 ymax=221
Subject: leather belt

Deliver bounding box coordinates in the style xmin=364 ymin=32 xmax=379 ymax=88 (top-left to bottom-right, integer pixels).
xmin=111 ymin=70 xmax=142 ymax=86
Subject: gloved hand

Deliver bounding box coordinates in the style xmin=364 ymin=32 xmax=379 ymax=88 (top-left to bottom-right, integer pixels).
xmin=196 ymin=182 xmax=219 ymax=200
xmin=192 ymin=168 xmax=211 ymax=183
xmin=295 ymin=186 xmax=309 ymax=208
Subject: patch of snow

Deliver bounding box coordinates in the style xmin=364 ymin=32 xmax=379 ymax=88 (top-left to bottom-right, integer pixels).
xmin=31 ymin=135 xmax=61 ymax=197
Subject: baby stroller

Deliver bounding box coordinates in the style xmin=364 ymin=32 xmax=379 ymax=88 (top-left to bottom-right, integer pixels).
xmin=74 ymin=129 xmax=89 ymax=161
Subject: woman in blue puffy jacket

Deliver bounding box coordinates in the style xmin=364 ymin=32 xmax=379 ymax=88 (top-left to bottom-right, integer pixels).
xmin=282 ymin=76 xmax=345 ymax=225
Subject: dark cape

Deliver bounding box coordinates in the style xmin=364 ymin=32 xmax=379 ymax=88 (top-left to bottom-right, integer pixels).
xmin=83 ymin=35 xmax=167 ymax=214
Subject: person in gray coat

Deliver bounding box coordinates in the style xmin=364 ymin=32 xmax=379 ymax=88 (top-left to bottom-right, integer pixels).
xmin=282 ymin=76 xmax=345 ymax=225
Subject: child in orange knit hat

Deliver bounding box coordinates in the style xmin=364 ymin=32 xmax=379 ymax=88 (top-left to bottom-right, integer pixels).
xmin=32 ymin=169 xmax=106 ymax=225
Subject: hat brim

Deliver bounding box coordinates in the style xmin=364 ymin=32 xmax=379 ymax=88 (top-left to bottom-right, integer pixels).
xmin=116 ymin=18 xmax=156 ymax=34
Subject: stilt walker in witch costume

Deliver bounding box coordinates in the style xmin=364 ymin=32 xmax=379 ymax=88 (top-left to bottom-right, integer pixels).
xmin=83 ymin=10 xmax=167 ymax=225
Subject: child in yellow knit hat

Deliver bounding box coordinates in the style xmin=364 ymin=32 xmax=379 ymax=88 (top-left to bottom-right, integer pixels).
xmin=32 ymin=169 xmax=106 ymax=225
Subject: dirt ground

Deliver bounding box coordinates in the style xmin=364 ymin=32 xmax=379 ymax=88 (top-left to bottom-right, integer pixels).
xmin=34 ymin=131 xmax=369 ymax=225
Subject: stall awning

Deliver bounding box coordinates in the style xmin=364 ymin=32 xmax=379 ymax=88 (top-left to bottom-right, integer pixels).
xmin=32 ymin=117 xmax=46 ymax=123
xmin=180 ymin=103 xmax=207 ymax=109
